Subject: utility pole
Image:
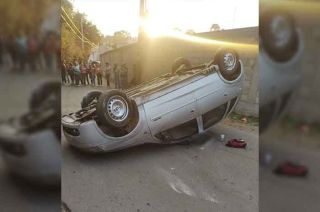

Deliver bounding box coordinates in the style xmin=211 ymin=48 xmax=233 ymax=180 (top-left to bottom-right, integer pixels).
xmin=138 ymin=0 xmax=147 ymax=41
xmin=232 ymin=6 xmax=237 ymax=29
xmin=81 ymin=17 xmax=84 ymax=51
xmin=139 ymin=0 xmax=147 ymax=18
xmin=136 ymin=0 xmax=147 ymax=84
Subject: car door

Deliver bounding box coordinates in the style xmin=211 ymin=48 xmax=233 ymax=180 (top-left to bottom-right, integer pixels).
xmin=194 ymin=74 xmax=230 ymax=114
xmin=143 ymin=85 xmax=197 ymax=137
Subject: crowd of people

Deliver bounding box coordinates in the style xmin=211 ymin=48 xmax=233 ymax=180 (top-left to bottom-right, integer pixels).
xmin=0 ymin=31 xmax=60 ymax=72
xmin=0 ymin=30 xmax=136 ymax=90
xmin=61 ymin=61 xmax=129 ymax=89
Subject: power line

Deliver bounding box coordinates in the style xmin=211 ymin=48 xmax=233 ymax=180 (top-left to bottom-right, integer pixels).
xmin=61 ymin=14 xmax=96 ymax=48
xmin=61 ymin=16 xmax=96 ymax=48
xmin=61 ymin=7 xmax=83 ymax=36
xmin=61 ymin=13 xmax=97 ymax=48
xmin=61 ymin=7 xmax=97 ymax=46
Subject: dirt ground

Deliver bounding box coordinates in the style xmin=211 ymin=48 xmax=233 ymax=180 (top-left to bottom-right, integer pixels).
xmin=260 ymin=123 xmax=320 ymax=212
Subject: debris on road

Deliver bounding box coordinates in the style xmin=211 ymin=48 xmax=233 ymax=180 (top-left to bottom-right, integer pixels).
xmin=300 ymin=124 xmax=310 ymax=134
xmin=220 ymin=134 xmax=225 ymax=142
xmin=225 ymin=139 xmax=247 ymax=149
xmin=260 ymin=152 xmax=273 ymax=166
xmin=274 ymin=161 xmax=308 ymax=177
xmin=241 ymin=117 xmax=248 ymax=124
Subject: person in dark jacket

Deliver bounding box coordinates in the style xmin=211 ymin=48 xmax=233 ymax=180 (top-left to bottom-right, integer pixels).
xmin=73 ymin=61 xmax=81 ymax=86
xmin=80 ymin=62 xmax=88 ymax=85
xmin=113 ymin=64 xmax=120 ymax=89
xmin=85 ymin=62 xmax=90 ymax=85
xmin=133 ymin=61 xmax=142 ymax=85
xmin=96 ymin=63 xmax=102 ymax=86
xmin=0 ymin=35 xmax=4 ymax=68
xmin=27 ymin=33 xmax=39 ymax=72
xmin=68 ymin=62 xmax=74 ymax=85
xmin=120 ymin=64 xmax=128 ymax=89
xmin=105 ymin=62 xmax=111 ymax=87
xmin=7 ymin=34 xmax=18 ymax=72
xmin=16 ymin=31 xmax=28 ymax=72
xmin=90 ymin=63 xmax=96 ymax=86
xmin=61 ymin=60 xmax=67 ymax=84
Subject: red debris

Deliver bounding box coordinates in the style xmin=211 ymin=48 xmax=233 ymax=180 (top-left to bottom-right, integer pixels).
xmin=274 ymin=161 xmax=308 ymax=177
xmin=300 ymin=124 xmax=310 ymax=134
xmin=225 ymin=139 xmax=247 ymax=149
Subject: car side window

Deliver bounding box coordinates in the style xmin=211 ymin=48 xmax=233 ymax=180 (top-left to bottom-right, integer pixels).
xmin=155 ymin=119 xmax=198 ymax=142
xmin=203 ymin=103 xmax=228 ymax=130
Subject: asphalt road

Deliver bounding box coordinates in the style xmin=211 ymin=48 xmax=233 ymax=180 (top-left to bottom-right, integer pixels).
xmin=0 ymin=72 xmax=61 ymax=212
xmin=62 ymin=85 xmax=259 ymax=212
xmin=260 ymin=126 xmax=320 ymax=212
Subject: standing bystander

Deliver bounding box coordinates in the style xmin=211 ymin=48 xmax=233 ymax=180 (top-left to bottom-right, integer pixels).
xmin=105 ymin=62 xmax=111 ymax=87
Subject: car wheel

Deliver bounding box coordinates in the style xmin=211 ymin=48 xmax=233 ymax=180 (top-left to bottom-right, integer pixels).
xmin=172 ymin=57 xmax=192 ymax=74
xmin=81 ymin=91 xmax=102 ymax=108
xmin=29 ymin=81 xmax=60 ymax=111
xmin=215 ymin=48 xmax=241 ymax=81
xmin=260 ymin=10 xmax=299 ymax=62
xmin=96 ymin=90 xmax=133 ymax=128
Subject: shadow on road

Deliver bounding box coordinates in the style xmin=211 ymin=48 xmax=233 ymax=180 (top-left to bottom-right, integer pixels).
xmin=63 ymin=131 xmax=216 ymax=163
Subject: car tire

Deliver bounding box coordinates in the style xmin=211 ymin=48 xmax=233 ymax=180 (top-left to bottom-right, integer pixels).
xmin=96 ymin=90 xmax=133 ymax=128
xmin=172 ymin=57 xmax=192 ymax=74
xmin=81 ymin=91 xmax=102 ymax=108
xmin=29 ymin=81 xmax=60 ymax=111
xmin=215 ymin=48 xmax=241 ymax=81
xmin=260 ymin=10 xmax=298 ymax=62
xmin=127 ymin=99 xmax=139 ymax=128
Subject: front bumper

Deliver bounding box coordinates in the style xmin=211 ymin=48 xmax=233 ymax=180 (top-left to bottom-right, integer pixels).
xmin=62 ymin=112 xmax=153 ymax=152
xmin=0 ymin=129 xmax=61 ymax=185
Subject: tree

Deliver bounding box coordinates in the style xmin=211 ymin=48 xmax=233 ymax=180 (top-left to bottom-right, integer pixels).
xmin=0 ymin=0 xmax=57 ymax=35
xmin=113 ymin=30 xmax=131 ymax=40
xmin=173 ymin=27 xmax=182 ymax=32
xmin=61 ymin=0 xmax=102 ymax=61
xmin=210 ymin=24 xmax=221 ymax=31
xmin=186 ymin=29 xmax=196 ymax=35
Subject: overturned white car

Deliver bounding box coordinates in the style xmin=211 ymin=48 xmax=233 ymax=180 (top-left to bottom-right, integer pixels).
xmin=0 ymin=81 xmax=61 ymax=185
xmin=62 ymin=48 xmax=244 ymax=152
xmin=259 ymin=8 xmax=303 ymax=132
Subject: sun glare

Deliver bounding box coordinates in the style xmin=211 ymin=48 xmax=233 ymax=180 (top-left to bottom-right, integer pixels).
xmin=141 ymin=16 xmax=258 ymax=51
xmin=141 ymin=0 xmax=258 ymax=50
xmin=141 ymin=17 xmax=171 ymax=38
